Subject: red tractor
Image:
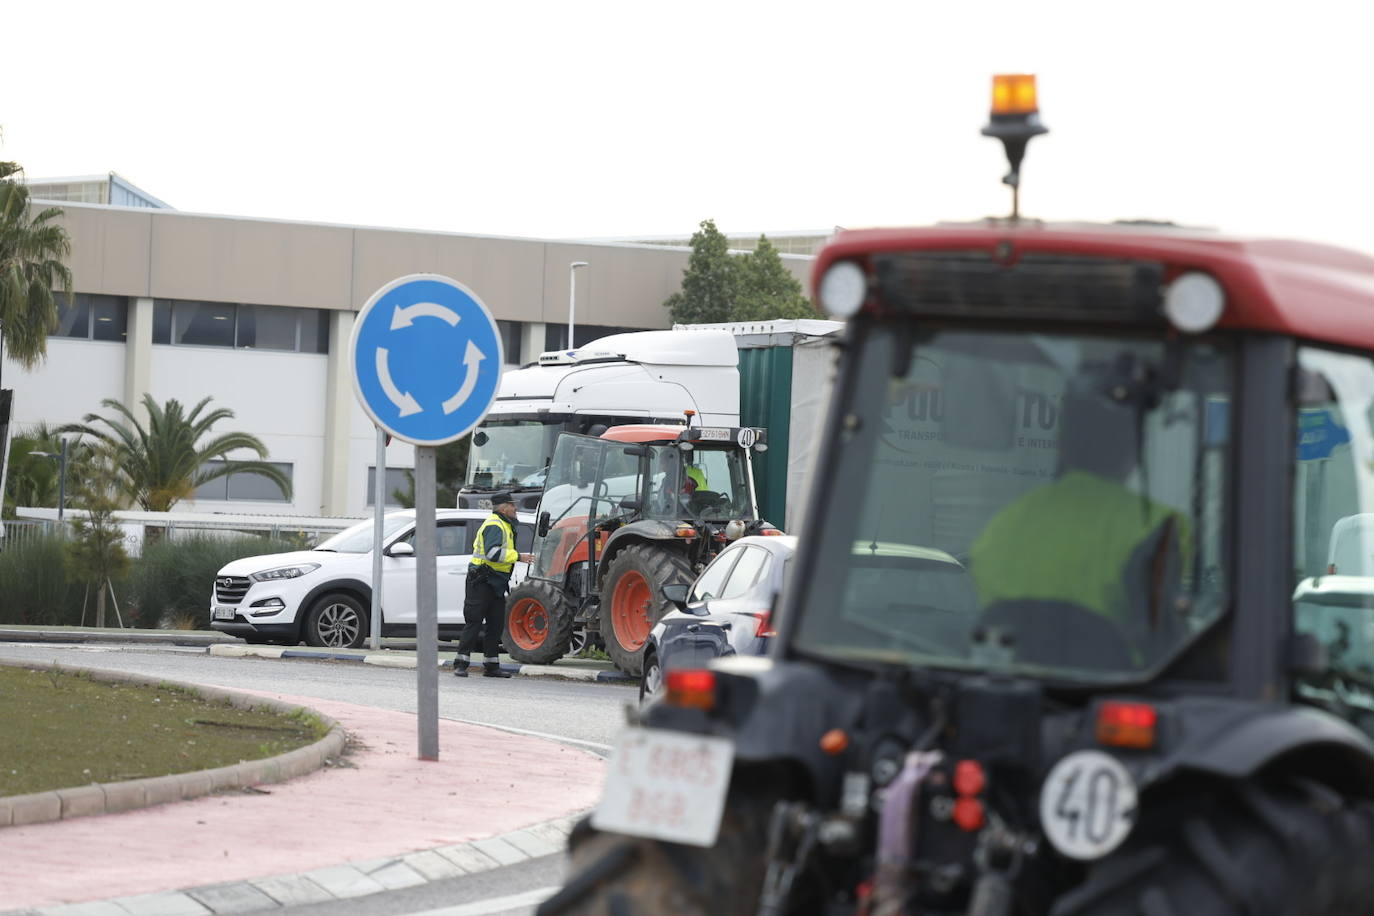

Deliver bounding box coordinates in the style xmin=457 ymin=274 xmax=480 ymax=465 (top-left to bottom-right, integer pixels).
xmin=503 ymin=422 xmax=779 ymax=675
xmin=543 ymin=75 xmax=1374 ymax=915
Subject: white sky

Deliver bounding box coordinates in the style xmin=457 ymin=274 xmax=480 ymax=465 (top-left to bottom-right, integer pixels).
xmin=3 ymin=0 xmax=1372 ymax=252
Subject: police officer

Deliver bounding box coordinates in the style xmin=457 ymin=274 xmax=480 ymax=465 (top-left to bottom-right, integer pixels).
xmin=454 ymin=493 xmax=534 ymax=678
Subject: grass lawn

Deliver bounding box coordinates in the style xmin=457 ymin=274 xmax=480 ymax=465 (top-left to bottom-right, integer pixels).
xmin=0 ymin=665 xmax=328 ymax=797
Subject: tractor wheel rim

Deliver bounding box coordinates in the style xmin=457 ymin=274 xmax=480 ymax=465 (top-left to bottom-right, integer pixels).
xmin=508 ymin=597 xmax=549 ymax=650
xmin=611 ymin=570 xmax=653 ymax=651
xmin=319 ymin=603 xmax=360 ymax=647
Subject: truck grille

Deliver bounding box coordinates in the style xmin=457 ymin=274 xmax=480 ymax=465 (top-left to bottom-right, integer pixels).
xmin=215 ymin=576 xmax=251 ymax=605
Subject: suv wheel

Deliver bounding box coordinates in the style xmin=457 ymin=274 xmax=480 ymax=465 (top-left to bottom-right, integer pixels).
xmin=304 ymin=593 xmax=367 ymax=649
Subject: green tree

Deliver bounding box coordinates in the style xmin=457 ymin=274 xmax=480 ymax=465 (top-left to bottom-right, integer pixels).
xmin=664 ymin=219 xmax=738 ymax=325
xmin=0 ymin=160 xmax=72 ymax=368
xmin=58 ymin=394 xmax=291 ymax=511
xmin=735 ymin=235 xmax=816 ymax=320
xmin=392 ymin=435 xmax=471 ymax=509
xmin=1 ymin=423 xmax=94 ymax=519
xmin=65 ymin=455 xmax=130 ymax=628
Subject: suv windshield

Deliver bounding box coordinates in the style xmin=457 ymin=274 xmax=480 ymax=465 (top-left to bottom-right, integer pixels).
xmin=791 ymin=323 xmax=1232 ymax=684
xmin=645 ymin=445 xmax=755 ymax=521
xmin=315 ymin=515 xmax=414 ymax=553
xmin=466 ymin=419 xmax=563 ymax=490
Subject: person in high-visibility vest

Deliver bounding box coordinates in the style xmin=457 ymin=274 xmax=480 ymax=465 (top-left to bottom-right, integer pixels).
xmin=454 ymin=493 xmax=534 ymax=678
xmin=969 ymin=381 xmax=1190 ymax=655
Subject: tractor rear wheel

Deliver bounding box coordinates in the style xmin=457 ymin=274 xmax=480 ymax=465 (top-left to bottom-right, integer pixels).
xmin=1050 ymin=778 xmax=1374 ymax=916
xmin=544 ymin=797 xmax=772 ymax=915
xmin=503 ymin=580 xmax=574 ymax=665
xmin=600 ymin=544 xmax=693 ymax=677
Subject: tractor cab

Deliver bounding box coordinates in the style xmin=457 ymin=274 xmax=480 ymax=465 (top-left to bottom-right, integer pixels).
xmin=504 ymin=422 xmax=778 ymax=676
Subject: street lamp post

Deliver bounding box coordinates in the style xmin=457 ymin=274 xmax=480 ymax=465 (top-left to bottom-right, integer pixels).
xmin=568 ymin=261 xmax=589 ymax=350
xmin=32 ymin=438 xmax=69 ymax=525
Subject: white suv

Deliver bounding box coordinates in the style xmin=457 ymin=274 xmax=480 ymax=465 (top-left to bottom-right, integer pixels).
xmin=209 ymin=509 xmax=533 ymax=648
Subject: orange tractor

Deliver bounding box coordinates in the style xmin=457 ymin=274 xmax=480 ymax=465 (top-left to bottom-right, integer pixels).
xmin=502 ymin=422 xmax=780 ymax=675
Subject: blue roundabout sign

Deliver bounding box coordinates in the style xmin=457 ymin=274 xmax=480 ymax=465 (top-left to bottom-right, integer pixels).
xmin=349 ymin=274 xmax=503 ymax=446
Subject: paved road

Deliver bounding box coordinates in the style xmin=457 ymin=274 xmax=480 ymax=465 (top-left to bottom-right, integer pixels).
xmin=0 ymin=641 xmax=634 ymax=754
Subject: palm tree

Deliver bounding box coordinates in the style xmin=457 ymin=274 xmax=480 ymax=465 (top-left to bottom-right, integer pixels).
xmin=59 ymin=395 xmax=292 ymax=511
xmin=0 ymin=160 xmax=72 ymax=369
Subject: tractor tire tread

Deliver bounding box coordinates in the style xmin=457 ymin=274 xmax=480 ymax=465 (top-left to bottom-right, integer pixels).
xmin=1049 ymin=779 xmax=1374 ymax=916
xmin=504 ymin=579 xmax=575 ymax=665
xmin=600 ymin=544 xmax=693 ymax=678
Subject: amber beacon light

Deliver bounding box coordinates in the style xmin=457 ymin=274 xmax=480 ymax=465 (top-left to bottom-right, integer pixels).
xmin=991 ymin=73 xmax=1040 ymax=116
xmin=982 ymin=73 xmax=1049 ymax=220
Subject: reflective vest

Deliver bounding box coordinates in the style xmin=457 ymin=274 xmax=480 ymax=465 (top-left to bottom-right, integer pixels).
xmin=469 ymin=513 xmax=518 ymax=576
xmin=969 ymin=471 xmax=1191 ymax=619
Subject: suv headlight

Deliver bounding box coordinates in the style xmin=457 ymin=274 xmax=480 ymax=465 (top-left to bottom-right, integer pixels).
xmin=250 ymin=563 xmax=321 ymax=582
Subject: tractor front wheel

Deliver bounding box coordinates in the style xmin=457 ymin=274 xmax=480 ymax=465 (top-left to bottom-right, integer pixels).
xmin=503 ymin=580 xmax=574 ymax=665
xmin=1050 ymin=778 xmax=1374 ymax=916
xmin=600 ymin=544 xmax=693 ymax=677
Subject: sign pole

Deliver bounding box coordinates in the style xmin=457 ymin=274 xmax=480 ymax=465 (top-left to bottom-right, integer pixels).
xmin=349 ymin=273 xmax=504 ymax=764
xmin=369 ymin=426 xmax=386 ymax=651
xmin=414 ymin=444 xmax=440 ymax=761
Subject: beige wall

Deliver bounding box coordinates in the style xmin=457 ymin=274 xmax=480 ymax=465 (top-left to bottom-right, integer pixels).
xmin=51 ymin=203 xmax=812 ymax=326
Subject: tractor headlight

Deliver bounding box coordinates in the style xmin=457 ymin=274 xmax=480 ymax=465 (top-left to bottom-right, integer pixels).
xmin=818 ymin=261 xmax=868 ymax=318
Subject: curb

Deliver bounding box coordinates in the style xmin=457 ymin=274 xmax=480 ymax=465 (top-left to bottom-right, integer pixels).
xmin=0 ymin=659 xmax=348 ymax=830
xmin=0 ymin=813 xmax=584 ymax=916
xmin=208 ymin=643 xmax=639 ymax=684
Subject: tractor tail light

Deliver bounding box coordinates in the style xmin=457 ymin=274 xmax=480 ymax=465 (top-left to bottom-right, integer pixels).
xmin=1096 ymin=701 xmax=1158 ymax=749
xmin=674 ymin=525 xmax=698 ymax=539
xmin=665 ymin=669 xmax=716 ymax=710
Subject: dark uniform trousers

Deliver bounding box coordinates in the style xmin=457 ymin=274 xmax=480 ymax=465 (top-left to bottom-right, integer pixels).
xmin=457 ymin=566 xmax=508 ymax=659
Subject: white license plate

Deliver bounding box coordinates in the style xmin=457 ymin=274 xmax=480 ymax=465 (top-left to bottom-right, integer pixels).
xmin=697 ymin=428 xmax=732 ymax=441
xmin=212 ymin=606 xmax=237 ymax=620
xmin=591 ymin=727 xmax=734 ymax=847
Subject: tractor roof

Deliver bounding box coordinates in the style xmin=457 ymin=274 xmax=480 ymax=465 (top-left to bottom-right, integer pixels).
xmin=815 ymin=222 xmax=1374 ymax=350
xmin=600 ymin=424 xmax=688 ymax=444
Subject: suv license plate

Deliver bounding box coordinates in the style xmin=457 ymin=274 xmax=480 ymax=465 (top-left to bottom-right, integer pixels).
xmin=212 ymin=606 xmax=237 ymax=620
xmin=591 ymin=727 xmax=734 ymax=847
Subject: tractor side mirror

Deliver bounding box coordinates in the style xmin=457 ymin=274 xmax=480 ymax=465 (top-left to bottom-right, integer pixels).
xmin=619 ymin=498 xmax=641 ymax=512
xmin=661 ymin=583 xmax=690 ymax=610
xmin=386 ymin=541 xmax=415 ymax=558
xmin=623 ymin=445 xmax=649 ymax=457
xmin=537 ymin=511 xmax=551 ymax=538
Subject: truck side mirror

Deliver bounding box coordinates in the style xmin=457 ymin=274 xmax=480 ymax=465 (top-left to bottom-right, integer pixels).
xmin=537 ymin=511 xmax=551 ymax=538
xmin=661 ymin=583 xmax=689 ymax=609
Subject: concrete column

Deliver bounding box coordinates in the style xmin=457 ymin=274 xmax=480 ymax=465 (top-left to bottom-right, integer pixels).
xmin=321 ymin=310 xmax=355 ymax=515
xmin=123 ymin=297 xmax=155 ymax=426
xmin=520 ymin=322 xmax=547 ymax=365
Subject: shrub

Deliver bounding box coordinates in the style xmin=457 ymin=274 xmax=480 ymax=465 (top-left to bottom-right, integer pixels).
xmin=125 ymin=534 xmax=297 ymax=628
xmin=0 ymin=533 xmax=85 ymax=625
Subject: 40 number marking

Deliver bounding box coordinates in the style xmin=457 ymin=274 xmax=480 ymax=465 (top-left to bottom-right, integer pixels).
xmin=1039 ymin=750 xmax=1138 ymax=860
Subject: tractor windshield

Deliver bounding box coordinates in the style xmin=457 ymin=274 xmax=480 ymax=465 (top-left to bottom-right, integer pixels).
xmin=465 ymin=418 xmax=564 ymax=490
xmin=791 ymin=322 xmax=1233 ymax=684
xmin=644 ymin=445 xmax=756 ymax=521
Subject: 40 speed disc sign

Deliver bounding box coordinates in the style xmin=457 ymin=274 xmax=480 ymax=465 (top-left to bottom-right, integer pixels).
xmin=1039 ymin=750 xmax=1138 ymax=860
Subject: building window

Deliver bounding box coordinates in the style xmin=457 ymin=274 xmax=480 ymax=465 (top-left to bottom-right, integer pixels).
xmin=544 ymin=324 xmax=648 ymax=352
xmin=497 ymin=320 xmax=522 ymax=364
xmin=51 ymin=294 xmax=128 ymax=341
xmin=193 ymin=460 xmax=292 ymax=502
xmin=367 ymin=467 xmax=413 ymax=508
xmin=153 ymin=299 xmax=330 ymax=353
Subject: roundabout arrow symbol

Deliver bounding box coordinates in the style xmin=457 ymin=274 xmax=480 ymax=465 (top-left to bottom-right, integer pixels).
xmin=443 ymin=340 xmax=487 ymax=415
xmin=376 ymin=348 xmax=422 ymax=416
xmin=390 ymin=301 xmax=461 ymax=330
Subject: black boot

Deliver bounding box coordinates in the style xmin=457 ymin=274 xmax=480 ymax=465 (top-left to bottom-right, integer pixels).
xmin=482 ymin=663 xmax=513 ymax=678
xmin=453 ymin=658 xmax=470 ymax=678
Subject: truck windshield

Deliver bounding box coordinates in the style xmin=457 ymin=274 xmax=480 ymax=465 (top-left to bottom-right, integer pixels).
xmin=465 ymin=420 xmax=563 ymax=490
xmin=645 ymin=445 xmax=756 ymax=521
xmin=791 ymin=323 xmax=1233 ymax=684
